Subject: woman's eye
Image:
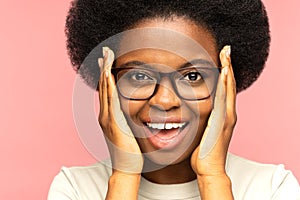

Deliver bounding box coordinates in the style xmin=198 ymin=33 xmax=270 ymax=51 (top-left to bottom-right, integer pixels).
xmin=183 ymin=72 xmax=202 ymax=81
xmin=131 ymin=72 xmax=152 ymax=81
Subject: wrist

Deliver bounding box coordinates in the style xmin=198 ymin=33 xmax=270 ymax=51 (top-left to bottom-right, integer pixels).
xmin=106 ymin=171 xmax=141 ymax=199
xmin=110 ymin=170 xmax=141 ymax=184
xmin=197 ymin=173 xmax=231 ymax=186
xmin=197 ymin=174 xmax=234 ymax=200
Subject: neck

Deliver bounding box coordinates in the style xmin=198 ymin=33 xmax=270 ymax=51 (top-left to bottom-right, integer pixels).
xmin=141 ymin=156 xmax=196 ymax=184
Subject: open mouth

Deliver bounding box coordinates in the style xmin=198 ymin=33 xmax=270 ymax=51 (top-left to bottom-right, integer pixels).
xmin=146 ymin=122 xmax=187 ymax=130
xmin=143 ymin=122 xmax=189 ymax=149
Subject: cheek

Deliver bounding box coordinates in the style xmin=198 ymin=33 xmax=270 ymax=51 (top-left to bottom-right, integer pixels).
xmin=119 ymin=97 xmax=146 ymax=122
xmin=187 ymin=98 xmax=213 ymax=122
xmin=185 ymin=98 xmax=213 ymax=147
xmin=199 ymin=100 xmax=213 ymax=121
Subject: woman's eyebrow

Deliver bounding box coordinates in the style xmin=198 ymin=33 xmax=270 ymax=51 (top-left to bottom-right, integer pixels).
xmin=116 ymin=61 xmax=149 ymax=68
xmin=117 ymin=59 xmax=216 ymax=69
xmin=180 ymin=59 xmax=216 ymax=69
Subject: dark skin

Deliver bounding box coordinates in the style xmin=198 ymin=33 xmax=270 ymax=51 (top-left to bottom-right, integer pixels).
xmin=99 ymin=16 xmax=236 ymax=199
xmin=142 ymin=157 xmax=197 ymax=184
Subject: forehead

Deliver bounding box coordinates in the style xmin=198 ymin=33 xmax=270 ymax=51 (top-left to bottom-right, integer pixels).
xmin=115 ymin=17 xmax=218 ymax=68
xmin=115 ymin=49 xmax=217 ymax=74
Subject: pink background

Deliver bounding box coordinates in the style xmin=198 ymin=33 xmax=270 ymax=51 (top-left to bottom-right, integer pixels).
xmin=0 ymin=0 xmax=299 ymax=199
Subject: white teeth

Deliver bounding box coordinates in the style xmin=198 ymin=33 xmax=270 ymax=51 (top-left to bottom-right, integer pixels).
xmin=172 ymin=123 xmax=179 ymax=128
xmin=157 ymin=123 xmax=165 ymax=129
xmin=165 ymin=123 xmax=173 ymax=129
xmin=146 ymin=122 xmax=186 ymax=130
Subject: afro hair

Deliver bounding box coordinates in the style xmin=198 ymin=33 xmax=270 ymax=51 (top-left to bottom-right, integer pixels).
xmin=65 ymin=0 xmax=270 ymax=93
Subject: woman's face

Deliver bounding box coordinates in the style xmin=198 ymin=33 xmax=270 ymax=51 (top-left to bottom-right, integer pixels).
xmin=114 ymin=17 xmax=219 ymax=166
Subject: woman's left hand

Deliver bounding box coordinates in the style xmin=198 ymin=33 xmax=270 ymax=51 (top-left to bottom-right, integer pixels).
xmin=190 ymin=45 xmax=236 ymax=199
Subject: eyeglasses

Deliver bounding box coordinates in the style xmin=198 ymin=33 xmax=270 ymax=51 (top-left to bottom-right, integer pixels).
xmin=111 ymin=66 xmax=219 ymax=101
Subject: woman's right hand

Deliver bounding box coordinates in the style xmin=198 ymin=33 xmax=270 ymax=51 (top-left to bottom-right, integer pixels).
xmin=98 ymin=47 xmax=144 ymax=174
xmin=99 ymin=47 xmax=142 ymax=199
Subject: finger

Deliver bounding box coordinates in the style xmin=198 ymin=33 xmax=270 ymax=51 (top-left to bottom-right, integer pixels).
xmin=219 ymin=45 xmax=236 ymax=107
xmin=104 ymin=47 xmax=134 ymax=136
xmin=220 ymin=46 xmax=237 ymax=127
xmin=100 ymin=57 xmax=109 ymax=119
xmin=199 ymin=59 xmax=228 ymax=160
xmin=219 ymin=45 xmax=231 ymax=69
xmin=211 ymin=46 xmax=229 ymax=116
xmin=98 ymin=58 xmax=106 ymax=118
xmin=103 ymin=47 xmax=115 ymax=106
xmin=213 ymin=67 xmax=227 ymax=111
xmin=225 ymin=51 xmax=237 ymax=118
xmin=103 ymin=47 xmax=114 ymax=70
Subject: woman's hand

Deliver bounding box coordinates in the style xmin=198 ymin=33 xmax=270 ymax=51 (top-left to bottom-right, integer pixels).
xmin=191 ymin=45 xmax=236 ymax=199
xmin=98 ymin=47 xmax=143 ymax=200
xmin=98 ymin=47 xmax=144 ymax=174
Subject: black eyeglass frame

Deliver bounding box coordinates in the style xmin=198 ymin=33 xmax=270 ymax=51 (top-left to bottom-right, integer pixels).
xmin=110 ymin=66 xmax=221 ymax=101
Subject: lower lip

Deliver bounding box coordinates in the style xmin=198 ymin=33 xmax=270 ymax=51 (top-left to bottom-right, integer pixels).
xmin=143 ymin=124 xmax=189 ymax=150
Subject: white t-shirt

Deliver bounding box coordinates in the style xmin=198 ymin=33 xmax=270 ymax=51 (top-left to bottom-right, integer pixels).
xmin=48 ymin=153 xmax=300 ymax=200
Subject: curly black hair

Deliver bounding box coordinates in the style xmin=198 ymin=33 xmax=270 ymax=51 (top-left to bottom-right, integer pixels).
xmin=65 ymin=0 xmax=270 ymax=93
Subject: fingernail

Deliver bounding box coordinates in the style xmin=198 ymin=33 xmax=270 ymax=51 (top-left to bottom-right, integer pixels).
xmin=225 ymin=45 xmax=231 ymax=58
xmin=105 ymin=70 xmax=109 ymax=78
xmin=98 ymin=58 xmax=103 ymax=69
xmin=223 ymin=66 xmax=228 ymax=76
xmin=103 ymin=47 xmax=108 ymax=58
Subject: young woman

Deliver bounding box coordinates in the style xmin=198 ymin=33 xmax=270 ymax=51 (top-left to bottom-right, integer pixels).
xmin=48 ymin=0 xmax=300 ymax=199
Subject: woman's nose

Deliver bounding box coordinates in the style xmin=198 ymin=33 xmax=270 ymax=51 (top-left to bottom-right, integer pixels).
xmin=148 ymin=77 xmax=182 ymax=111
